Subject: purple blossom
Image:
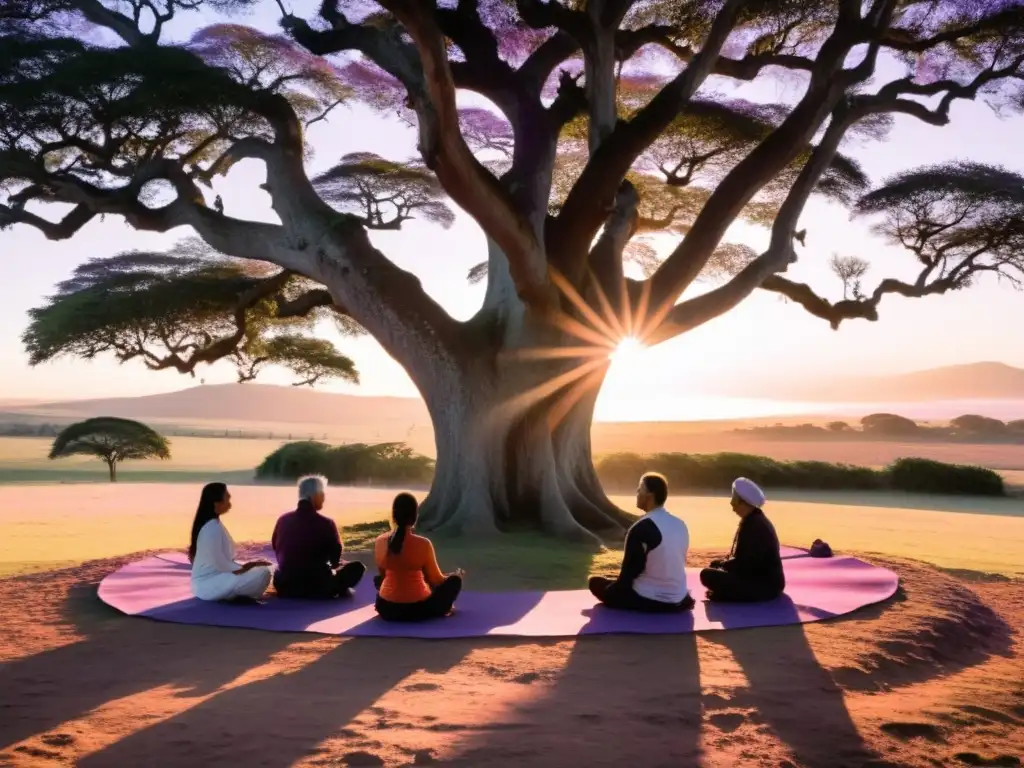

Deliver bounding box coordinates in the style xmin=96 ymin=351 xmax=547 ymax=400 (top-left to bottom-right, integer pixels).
xmin=334 ymin=60 xmax=409 ymax=114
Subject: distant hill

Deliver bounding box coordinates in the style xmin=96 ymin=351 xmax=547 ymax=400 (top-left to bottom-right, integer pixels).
xmin=718 ymin=362 xmax=1024 ymax=403
xmin=11 ymin=383 xmax=430 ymax=428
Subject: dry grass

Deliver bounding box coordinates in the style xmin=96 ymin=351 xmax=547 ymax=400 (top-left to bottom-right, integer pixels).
xmin=0 ymin=485 xmax=1021 ymax=578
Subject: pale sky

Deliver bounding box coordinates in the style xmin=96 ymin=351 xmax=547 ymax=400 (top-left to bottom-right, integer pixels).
xmin=1 ymin=5 xmax=1022 ymax=422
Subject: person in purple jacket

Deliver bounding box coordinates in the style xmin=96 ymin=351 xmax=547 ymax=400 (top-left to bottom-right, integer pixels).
xmin=272 ymin=475 xmax=366 ymax=599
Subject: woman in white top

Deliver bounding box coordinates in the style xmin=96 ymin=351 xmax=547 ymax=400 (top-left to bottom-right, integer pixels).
xmin=188 ymin=482 xmax=272 ymax=602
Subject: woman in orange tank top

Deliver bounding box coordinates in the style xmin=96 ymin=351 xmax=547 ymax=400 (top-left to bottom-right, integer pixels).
xmin=374 ymin=493 xmax=463 ymax=622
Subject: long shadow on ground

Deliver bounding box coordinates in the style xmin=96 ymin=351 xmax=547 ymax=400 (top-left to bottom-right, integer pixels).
xmin=0 ymin=581 xmax=295 ymax=751
xmin=445 ymin=634 xmax=703 ymax=767
xmin=705 ymin=598 xmax=882 ymax=768
xmin=77 ymin=636 xmax=470 ymax=767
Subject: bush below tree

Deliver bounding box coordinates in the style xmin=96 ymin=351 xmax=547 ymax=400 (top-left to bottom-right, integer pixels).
xmin=257 ymin=442 xmax=1005 ymax=498
xmin=595 ymin=452 xmax=1004 ymax=498
xmin=256 ymin=441 xmax=434 ymax=486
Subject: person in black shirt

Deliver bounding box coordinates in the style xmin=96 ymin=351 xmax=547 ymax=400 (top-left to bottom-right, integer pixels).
xmin=699 ymin=477 xmax=785 ymax=603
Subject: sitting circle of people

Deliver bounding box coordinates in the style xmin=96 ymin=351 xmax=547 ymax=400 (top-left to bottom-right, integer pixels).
xmin=187 ymin=471 xmax=785 ymax=621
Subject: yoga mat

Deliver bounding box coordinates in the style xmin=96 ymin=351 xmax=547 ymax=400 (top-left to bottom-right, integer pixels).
xmin=97 ymin=546 xmax=898 ymax=638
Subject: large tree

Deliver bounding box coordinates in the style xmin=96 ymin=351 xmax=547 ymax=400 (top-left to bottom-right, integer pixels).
xmin=2 ymin=0 xmax=1024 ymax=543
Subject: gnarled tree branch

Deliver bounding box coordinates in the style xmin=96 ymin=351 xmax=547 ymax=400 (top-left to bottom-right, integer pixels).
xmin=551 ymin=0 xmax=748 ymax=270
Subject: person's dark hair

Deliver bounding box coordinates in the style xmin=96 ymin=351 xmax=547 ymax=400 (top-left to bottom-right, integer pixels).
xmin=388 ymin=492 xmax=419 ymax=555
xmin=188 ymin=482 xmax=228 ymax=563
xmin=641 ymin=472 xmax=669 ymax=506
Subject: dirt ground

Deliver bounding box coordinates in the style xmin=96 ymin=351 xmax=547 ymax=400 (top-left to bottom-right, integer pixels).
xmin=1 ymin=550 xmax=1021 ymax=768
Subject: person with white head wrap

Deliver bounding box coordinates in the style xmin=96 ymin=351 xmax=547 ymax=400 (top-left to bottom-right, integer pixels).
xmin=698 ymin=477 xmax=785 ymax=603
xmin=732 ymin=477 xmax=766 ymax=509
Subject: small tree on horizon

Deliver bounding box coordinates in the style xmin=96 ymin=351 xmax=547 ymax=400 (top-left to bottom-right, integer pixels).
xmin=860 ymin=412 xmax=920 ymax=436
xmin=3 ymin=0 xmax=1024 ymax=542
xmin=950 ymin=414 xmax=1008 ymax=436
xmin=48 ymin=417 xmax=172 ymax=482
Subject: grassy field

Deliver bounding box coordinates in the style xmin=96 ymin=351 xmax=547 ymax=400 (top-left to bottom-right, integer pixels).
xmin=4 ymin=433 xmax=1024 ymax=487
xmin=1 ymin=484 xmax=1021 ymax=580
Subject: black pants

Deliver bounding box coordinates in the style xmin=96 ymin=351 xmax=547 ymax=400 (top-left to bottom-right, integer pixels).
xmin=699 ymin=567 xmax=782 ymax=603
xmin=375 ymin=575 xmax=463 ymax=622
xmin=588 ymin=576 xmax=695 ymax=613
xmin=274 ymin=561 xmax=366 ymax=599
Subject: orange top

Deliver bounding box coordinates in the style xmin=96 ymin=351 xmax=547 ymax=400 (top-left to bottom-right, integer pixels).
xmin=374 ymin=531 xmax=445 ymax=604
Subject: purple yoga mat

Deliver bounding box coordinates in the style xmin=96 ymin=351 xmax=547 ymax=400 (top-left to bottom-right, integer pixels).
xmin=97 ymin=546 xmax=898 ymax=638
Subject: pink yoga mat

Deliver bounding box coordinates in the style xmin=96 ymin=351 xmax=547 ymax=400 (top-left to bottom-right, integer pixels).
xmin=97 ymin=546 xmax=898 ymax=638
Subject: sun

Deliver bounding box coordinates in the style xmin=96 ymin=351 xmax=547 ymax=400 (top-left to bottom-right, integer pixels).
xmin=609 ymin=336 xmax=645 ymax=363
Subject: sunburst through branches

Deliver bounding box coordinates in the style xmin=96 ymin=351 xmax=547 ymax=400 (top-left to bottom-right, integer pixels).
xmin=494 ymin=272 xmax=676 ymax=433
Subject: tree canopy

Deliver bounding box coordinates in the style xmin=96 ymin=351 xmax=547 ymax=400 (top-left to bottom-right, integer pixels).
xmin=23 ymin=239 xmax=361 ymax=386
xmin=1 ymin=1 xmax=1021 ymax=346
xmin=48 ymin=416 xmax=171 ymax=481
xmin=3 ymin=0 xmax=1024 ymax=537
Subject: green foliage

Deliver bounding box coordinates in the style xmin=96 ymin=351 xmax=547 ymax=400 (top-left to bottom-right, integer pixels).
xmin=247 ymin=335 xmax=358 ymax=387
xmin=313 ymin=152 xmax=456 ymax=230
xmin=950 ymin=414 xmax=1009 ymax=436
xmin=49 ymin=416 xmax=170 ymax=480
xmin=23 ymin=240 xmax=360 ymax=386
xmin=596 ymin=452 xmax=884 ymax=493
xmin=854 ymin=163 xmax=1024 ymax=290
xmin=595 ymin=451 xmax=1006 ymax=497
xmin=886 ymin=458 xmax=1004 ymax=497
xmin=860 ymin=413 xmax=921 ymax=436
xmin=255 ymin=441 xmax=435 ymax=485
xmin=0 ymin=22 xmax=348 ymax=188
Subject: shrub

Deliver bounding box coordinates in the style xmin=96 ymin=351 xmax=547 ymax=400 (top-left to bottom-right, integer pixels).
xmin=861 ymin=413 xmax=920 ymax=436
xmin=950 ymin=414 xmax=1008 ymax=437
xmin=594 ymin=452 xmax=1002 ymax=496
xmin=595 ymin=452 xmax=885 ymax=493
xmin=256 ymin=441 xmax=434 ymax=485
xmin=255 ymin=440 xmax=333 ymax=479
xmin=884 ymin=457 xmax=1004 ymax=496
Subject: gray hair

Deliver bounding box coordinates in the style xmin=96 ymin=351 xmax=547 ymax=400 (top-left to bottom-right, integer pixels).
xmin=297 ymin=475 xmax=327 ymax=500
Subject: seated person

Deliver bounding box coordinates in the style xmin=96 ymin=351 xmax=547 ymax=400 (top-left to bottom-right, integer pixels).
xmin=189 ymin=482 xmax=272 ymax=603
xmin=374 ymin=493 xmax=463 ymax=622
xmin=272 ymin=475 xmax=366 ymax=599
xmin=589 ymin=472 xmax=695 ymax=613
xmin=699 ymin=477 xmax=785 ymax=603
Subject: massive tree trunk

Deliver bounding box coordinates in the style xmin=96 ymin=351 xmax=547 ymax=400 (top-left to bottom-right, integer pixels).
xmin=405 ymin=247 xmax=636 ymax=546
xmin=415 ymin=346 xmax=634 ymax=546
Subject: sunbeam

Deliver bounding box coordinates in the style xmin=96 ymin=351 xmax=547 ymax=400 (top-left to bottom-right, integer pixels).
xmin=608 ymin=336 xmax=645 ymax=364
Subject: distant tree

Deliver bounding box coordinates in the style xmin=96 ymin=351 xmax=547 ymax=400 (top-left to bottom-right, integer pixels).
xmin=829 ymin=255 xmax=870 ymax=300
xmin=23 ymin=241 xmax=362 ymax=387
xmin=1008 ymin=419 xmax=1024 ymax=435
xmin=860 ymin=413 xmax=920 ymax=437
xmin=951 ymin=414 xmax=1008 ymax=436
xmin=48 ymin=417 xmax=171 ymax=482
xmin=827 ymin=421 xmax=852 ymax=433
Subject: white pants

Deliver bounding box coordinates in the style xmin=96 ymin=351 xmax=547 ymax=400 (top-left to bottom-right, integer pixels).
xmin=192 ymin=566 xmax=272 ymax=601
